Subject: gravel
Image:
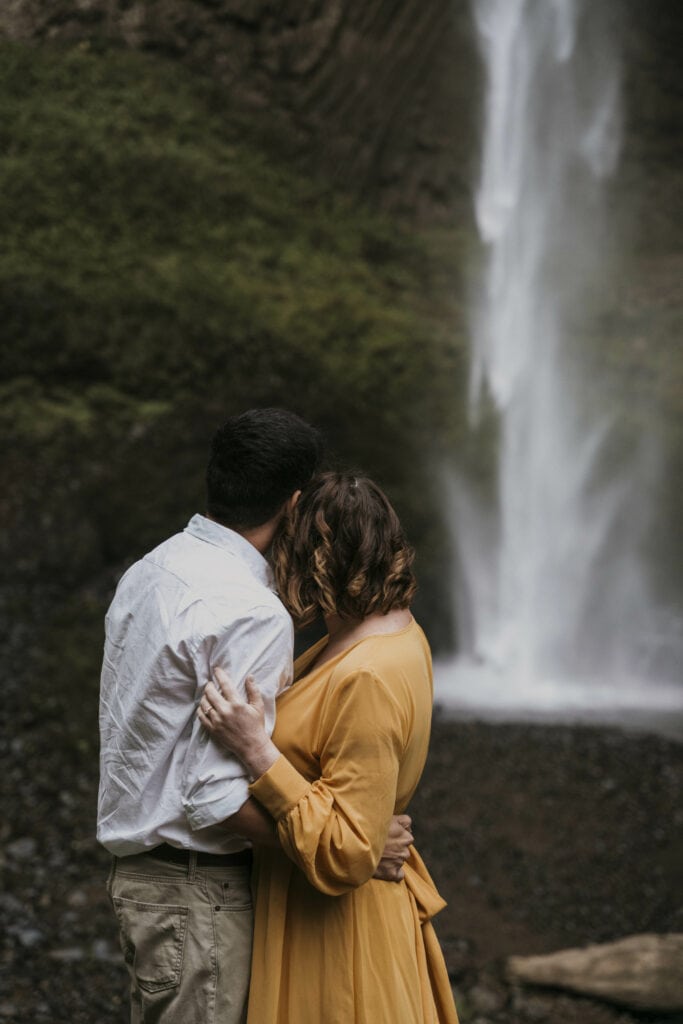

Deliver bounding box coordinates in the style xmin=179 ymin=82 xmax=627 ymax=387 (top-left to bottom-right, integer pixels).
xmin=2 ymin=646 xmax=681 ymax=1023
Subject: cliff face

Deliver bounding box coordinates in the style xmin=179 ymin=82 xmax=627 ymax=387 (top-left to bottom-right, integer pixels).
xmin=0 ymin=0 xmax=477 ymax=218
xmin=1 ymin=1 xmax=679 ymax=224
xmin=0 ymin=0 xmax=680 ymax=620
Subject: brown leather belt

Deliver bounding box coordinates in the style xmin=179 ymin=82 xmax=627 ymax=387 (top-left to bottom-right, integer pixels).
xmin=144 ymin=842 xmax=252 ymax=867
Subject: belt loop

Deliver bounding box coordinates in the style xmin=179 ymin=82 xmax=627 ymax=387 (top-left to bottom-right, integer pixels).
xmin=188 ymin=850 xmax=198 ymax=882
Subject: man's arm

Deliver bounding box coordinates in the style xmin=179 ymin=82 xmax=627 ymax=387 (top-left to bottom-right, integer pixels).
xmin=222 ymin=797 xmax=279 ymax=847
xmin=222 ymin=801 xmax=413 ymax=867
xmin=181 ymin=605 xmax=294 ymax=832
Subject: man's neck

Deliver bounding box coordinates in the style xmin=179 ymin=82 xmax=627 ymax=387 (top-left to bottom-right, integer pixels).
xmin=205 ymin=513 xmax=274 ymax=555
xmin=238 ymin=522 xmax=274 ymax=555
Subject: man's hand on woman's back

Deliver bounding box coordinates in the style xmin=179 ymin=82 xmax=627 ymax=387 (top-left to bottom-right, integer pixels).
xmin=373 ymin=814 xmax=413 ymax=882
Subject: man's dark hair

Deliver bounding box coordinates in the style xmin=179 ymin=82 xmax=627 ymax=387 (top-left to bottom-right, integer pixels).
xmin=206 ymin=408 xmax=324 ymax=531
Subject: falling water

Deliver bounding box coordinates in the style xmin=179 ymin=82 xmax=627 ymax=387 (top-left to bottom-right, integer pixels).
xmin=435 ymin=0 xmax=682 ymax=731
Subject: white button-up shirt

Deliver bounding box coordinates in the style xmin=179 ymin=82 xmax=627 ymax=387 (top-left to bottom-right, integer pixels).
xmin=97 ymin=514 xmax=293 ymax=856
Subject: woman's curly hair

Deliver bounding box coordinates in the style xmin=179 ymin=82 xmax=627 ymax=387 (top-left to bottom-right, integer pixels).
xmin=272 ymin=471 xmax=417 ymax=628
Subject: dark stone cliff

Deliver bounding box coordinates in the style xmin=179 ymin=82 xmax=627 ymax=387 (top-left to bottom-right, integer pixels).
xmin=0 ymin=0 xmax=477 ymax=218
xmin=0 ymin=0 xmax=679 ymax=224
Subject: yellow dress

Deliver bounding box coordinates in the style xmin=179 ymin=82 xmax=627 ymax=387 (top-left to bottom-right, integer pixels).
xmin=247 ymin=619 xmax=459 ymax=1024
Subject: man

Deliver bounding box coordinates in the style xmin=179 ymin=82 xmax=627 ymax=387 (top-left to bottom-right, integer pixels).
xmin=98 ymin=408 xmax=412 ymax=1024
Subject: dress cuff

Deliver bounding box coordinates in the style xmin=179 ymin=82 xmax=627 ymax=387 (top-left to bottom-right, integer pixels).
xmin=249 ymin=754 xmax=310 ymax=820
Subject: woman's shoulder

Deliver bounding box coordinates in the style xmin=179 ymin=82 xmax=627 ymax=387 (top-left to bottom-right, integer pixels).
xmin=319 ymin=621 xmax=432 ymax=741
xmin=331 ymin=619 xmax=432 ymax=689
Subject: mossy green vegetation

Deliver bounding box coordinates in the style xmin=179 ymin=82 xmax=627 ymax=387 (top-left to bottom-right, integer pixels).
xmin=0 ymin=40 xmax=467 ymax=737
xmin=0 ymin=42 xmax=466 ymax=479
xmin=0 ymin=42 xmax=457 ymax=412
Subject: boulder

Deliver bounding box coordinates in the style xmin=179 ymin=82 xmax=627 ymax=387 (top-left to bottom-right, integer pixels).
xmin=507 ymin=933 xmax=683 ymax=1012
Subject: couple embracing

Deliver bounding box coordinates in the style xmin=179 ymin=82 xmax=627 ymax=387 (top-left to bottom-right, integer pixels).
xmin=97 ymin=408 xmax=459 ymax=1024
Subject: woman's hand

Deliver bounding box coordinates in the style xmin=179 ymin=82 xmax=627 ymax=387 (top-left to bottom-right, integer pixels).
xmin=198 ymin=667 xmax=279 ymax=780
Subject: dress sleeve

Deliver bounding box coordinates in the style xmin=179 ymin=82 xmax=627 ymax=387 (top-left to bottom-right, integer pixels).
xmin=249 ymin=668 xmax=405 ymax=895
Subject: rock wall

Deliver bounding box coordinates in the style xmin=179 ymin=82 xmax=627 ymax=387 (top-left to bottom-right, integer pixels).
xmin=2 ymin=1 xmax=679 ymax=222
xmin=0 ymin=0 xmax=477 ymax=218
xmin=1 ymin=1 xmax=680 ymax=223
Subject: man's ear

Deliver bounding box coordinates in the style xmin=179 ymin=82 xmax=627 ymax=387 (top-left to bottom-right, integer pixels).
xmin=285 ymin=490 xmax=301 ymax=513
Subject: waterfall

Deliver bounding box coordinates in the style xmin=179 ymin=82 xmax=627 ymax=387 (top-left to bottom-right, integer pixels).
xmin=436 ymin=0 xmax=682 ymax=729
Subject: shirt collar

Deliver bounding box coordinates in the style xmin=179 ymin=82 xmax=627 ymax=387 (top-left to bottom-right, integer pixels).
xmin=184 ymin=514 xmax=276 ymax=592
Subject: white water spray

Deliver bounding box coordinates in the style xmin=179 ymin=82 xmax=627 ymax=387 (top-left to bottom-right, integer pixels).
xmin=436 ymin=0 xmax=682 ymax=730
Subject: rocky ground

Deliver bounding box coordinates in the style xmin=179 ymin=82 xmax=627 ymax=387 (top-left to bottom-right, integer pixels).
xmin=1 ymin=674 xmax=681 ymax=1023
xmin=416 ymin=715 xmax=683 ymax=1024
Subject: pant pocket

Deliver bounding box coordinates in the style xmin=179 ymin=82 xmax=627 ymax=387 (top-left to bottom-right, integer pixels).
xmin=112 ymin=896 xmax=189 ymax=993
xmin=220 ymin=878 xmax=252 ymax=911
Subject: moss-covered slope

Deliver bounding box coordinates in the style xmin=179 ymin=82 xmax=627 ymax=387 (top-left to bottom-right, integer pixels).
xmin=0 ymin=42 xmax=464 ymax=646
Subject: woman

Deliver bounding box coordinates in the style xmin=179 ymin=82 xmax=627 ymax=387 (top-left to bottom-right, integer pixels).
xmin=199 ymin=472 xmax=459 ymax=1023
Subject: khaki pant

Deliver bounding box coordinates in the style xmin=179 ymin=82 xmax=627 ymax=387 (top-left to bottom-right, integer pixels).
xmin=107 ymin=852 xmax=253 ymax=1024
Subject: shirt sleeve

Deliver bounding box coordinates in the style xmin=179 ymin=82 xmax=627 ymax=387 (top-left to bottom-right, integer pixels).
xmin=181 ymin=603 xmax=293 ymax=831
xmin=249 ymin=668 xmax=405 ymax=895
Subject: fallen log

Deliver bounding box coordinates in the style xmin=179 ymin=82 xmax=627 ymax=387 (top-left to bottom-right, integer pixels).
xmin=506 ymin=933 xmax=683 ymax=1012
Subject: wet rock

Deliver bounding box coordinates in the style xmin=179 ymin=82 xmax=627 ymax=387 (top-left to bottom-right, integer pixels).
xmin=12 ymin=926 xmax=44 ymax=948
xmin=468 ymin=981 xmax=506 ymax=1015
xmin=6 ymin=836 xmax=36 ymax=859
xmin=67 ymin=889 xmax=88 ymax=908
xmin=510 ymin=988 xmax=637 ymax=1024
xmin=444 ymin=936 xmax=474 ymax=978
xmin=510 ymin=991 xmax=551 ymax=1021
xmin=0 ymin=892 xmax=27 ymax=915
xmin=92 ymin=938 xmax=119 ymax=962
xmin=507 ymin=933 xmax=683 ymax=1012
xmin=48 ymin=946 xmax=86 ymax=961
